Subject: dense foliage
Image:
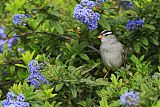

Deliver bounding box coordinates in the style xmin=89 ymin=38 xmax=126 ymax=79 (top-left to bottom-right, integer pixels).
xmin=0 ymin=0 xmax=160 ymax=107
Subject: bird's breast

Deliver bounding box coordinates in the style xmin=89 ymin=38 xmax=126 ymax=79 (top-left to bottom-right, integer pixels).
xmin=100 ymin=43 xmax=123 ymax=70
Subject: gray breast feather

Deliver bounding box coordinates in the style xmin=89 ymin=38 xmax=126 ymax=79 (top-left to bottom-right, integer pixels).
xmin=100 ymin=42 xmax=123 ymax=70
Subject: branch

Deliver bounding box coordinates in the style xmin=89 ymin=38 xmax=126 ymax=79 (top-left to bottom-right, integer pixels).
xmin=88 ymin=45 xmax=100 ymax=54
xmin=34 ymin=18 xmax=46 ymax=31
xmin=21 ymin=31 xmax=73 ymax=40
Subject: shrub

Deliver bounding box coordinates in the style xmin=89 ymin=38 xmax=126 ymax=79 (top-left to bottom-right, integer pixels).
xmin=0 ymin=0 xmax=159 ymax=106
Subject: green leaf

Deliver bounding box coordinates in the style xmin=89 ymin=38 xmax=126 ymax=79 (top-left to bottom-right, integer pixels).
xmin=81 ymin=63 xmax=100 ymax=75
xmin=140 ymin=37 xmax=148 ymax=46
xmin=35 ymin=54 xmax=47 ymax=62
xmin=110 ymin=74 xmax=118 ymax=86
xmin=151 ymin=37 xmax=159 ymax=45
xmin=11 ymin=82 xmax=23 ymax=93
xmin=43 ymin=88 xmax=57 ymax=98
xmin=139 ymin=55 xmax=144 ymax=62
xmin=152 ymin=100 xmax=160 ymax=107
xmin=146 ymin=0 xmax=152 ymax=2
xmin=55 ymin=54 xmax=64 ymax=66
xmin=53 ymin=102 xmax=62 ymax=107
xmin=3 ymin=42 xmax=8 ymax=55
xmin=65 ymin=43 xmax=72 ymax=51
xmin=130 ymin=55 xmax=139 ymax=64
xmin=79 ymin=101 xmax=88 ymax=107
xmin=79 ymin=53 xmax=89 ymax=60
xmin=70 ymin=84 xmax=77 ymax=98
xmin=98 ymin=15 xmax=111 ymax=30
xmin=44 ymin=88 xmax=54 ymax=95
xmin=52 ymin=21 xmax=64 ymax=35
xmin=143 ymin=24 xmax=155 ymax=30
xmin=15 ymin=64 xmax=27 ymax=68
xmin=99 ymin=97 xmax=109 ymax=107
xmin=52 ymin=11 xmax=63 ymax=17
xmin=22 ymin=51 xmax=35 ymax=65
xmin=55 ymin=83 xmax=64 ymax=92
xmin=80 ymin=78 xmax=95 ymax=85
xmin=158 ymin=66 xmax=160 ymax=72
xmin=5 ymin=0 xmax=26 ymax=14
xmin=43 ymin=101 xmax=51 ymax=107
xmin=95 ymin=78 xmax=108 ymax=86
xmin=133 ymin=42 xmax=141 ymax=53
xmin=0 ymin=54 xmax=4 ymax=64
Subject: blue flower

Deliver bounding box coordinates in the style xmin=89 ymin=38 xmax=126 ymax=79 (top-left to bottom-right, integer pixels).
xmin=120 ymin=90 xmax=140 ymax=106
xmin=30 ymin=79 xmax=41 ymax=89
xmin=39 ymin=62 xmax=46 ymax=69
xmin=0 ymin=27 xmax=18 ymax=53
xmin=73 ymin=2 xmax=100 ymax=30
xmin=128 ymin=2 xmax=133 ymax=8
xmin=13 ymin=14 xmax=28 ymax=25
xmin=126 ymin=20 xmax=135 ymax=30
xmin=28 ymin=60 xmax=39 ymax=74
xmin=0 ymin=29 xmax=17 ymax=53
xmin=120 ymin=1 xmax=133 ymax=10
xmin=97 ymin=0 xmax=106 ymax=3
xmin=6 ymin=92 xmax=15 ymax=100
xmin=28 ymin=60 xmax=38 ymax=68
xmin=18 ymin=48 xmax=26 ymax=54
xmin=27 ymin=60 xmax=49 ymax=89
xmin=8 ymin=37 xmax=16 ymax=51
xmin=1 ymin=92 xmax=29 ymax=107
xmin=27 ymin=71 xmax=47 ymax=86
xmin=81 ymin=0 xmax=98 ymax=9
xmin=126 ymin=19 xmax=144 ymax=30
xmin=81 ymin=0 xmax=89 ymax=6
xmin=0 ymin=27 xmax=6 ymax=37
xmin=16 ymin=94 xmax=25 ymax=102
xmin=135 ymin=19 xmax=144 ymax=29
xmin=0 ymin=39 xmax=7 ymax=53
xmin=1 ymin=99 xmax=14 ymax=107
xmin=27 ymin=71 xmax=48 ymax=88
xmin=15 ymin=101 xmax=30 ymax=107
xmin=87 ymin=1 xmax=98 ymax=9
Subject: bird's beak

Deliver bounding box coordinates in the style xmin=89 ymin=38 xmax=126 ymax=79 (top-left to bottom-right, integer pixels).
xmin=98 ymin=35 xmax=104 ymax=39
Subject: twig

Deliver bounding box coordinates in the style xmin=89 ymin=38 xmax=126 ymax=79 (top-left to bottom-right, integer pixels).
xmin=88 ymin=45 xmax=100 ymax=54
xmin=0 ymin=28 xmax=15 ymax=47
xmin=20 ymin=31 xmax=73 ymax=40
xmin=34 ymin=18 xmax=46 ymax=31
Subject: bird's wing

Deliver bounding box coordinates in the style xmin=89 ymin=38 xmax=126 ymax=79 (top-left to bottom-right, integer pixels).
xmin=122 ymin=49 xmax=126 ymax=67
xmin=119 ymin=43 xmax=126 ymax=67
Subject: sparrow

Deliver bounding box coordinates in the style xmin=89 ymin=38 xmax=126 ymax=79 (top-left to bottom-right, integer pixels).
xmin=98 ymin=30 xmax=125 ymax=72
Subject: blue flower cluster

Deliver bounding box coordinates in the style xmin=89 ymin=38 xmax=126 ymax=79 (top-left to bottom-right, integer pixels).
xmin=13 ymin=14 xmax=28 ymax=25
xmin=73 ymin=0 xmax=103 ymax=30
xmin=0 ymin=27 xmax=17 ymax=53
xmin=126 ymin=19 xmax=144 ymax=30
xmin=97 ymin=0 xmax=106 ymax=3
xmin=120 ymin=90 xmax=140 ymax=106
xmin=120 ymin=0 xmax=132 ymax=10
xmin=1 ymin=92 xmax=29 ymax=107
xmin=27 ymin=60 xmax=49 ymax=89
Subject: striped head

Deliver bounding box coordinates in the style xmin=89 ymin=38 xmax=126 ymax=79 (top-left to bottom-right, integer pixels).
xmin=98 ymin=30 xmax=113 ymax=39
xmin=98 ymin=30 xmax=117 ymax=43
xmin=100 ymin=30 xmax=113 ymax=36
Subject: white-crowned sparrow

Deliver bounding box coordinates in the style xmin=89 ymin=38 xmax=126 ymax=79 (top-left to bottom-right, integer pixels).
xmin=98 ymin=30 xmax=125 ymax=71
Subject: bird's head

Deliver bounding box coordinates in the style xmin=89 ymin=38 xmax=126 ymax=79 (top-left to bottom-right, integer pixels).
xmin=98 ymin=30 xmax=117 ymax=43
